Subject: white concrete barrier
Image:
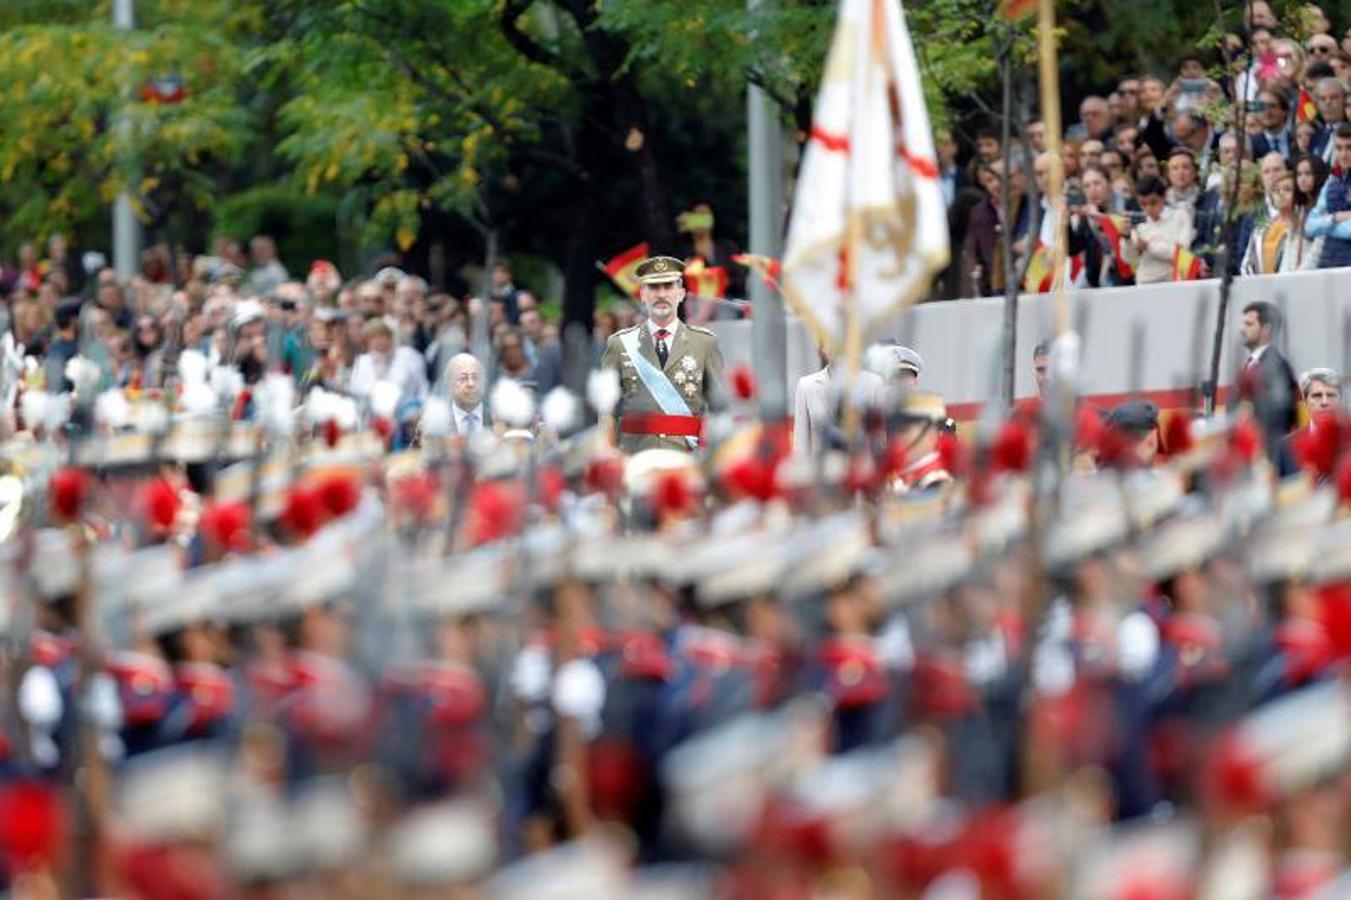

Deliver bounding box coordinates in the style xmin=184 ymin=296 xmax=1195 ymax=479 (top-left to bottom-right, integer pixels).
xmin=707 ymin=269 xmax=1351 ymax=416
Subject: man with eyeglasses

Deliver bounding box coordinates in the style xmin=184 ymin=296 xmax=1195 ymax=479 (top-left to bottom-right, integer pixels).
xmin=1251 ymin=89 xmax=1294 ymax=160
xmin=1308 ymin=36 xmax=1338 ymax=59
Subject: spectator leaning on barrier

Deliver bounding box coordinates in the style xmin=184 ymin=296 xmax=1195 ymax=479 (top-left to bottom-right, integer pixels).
xmin=1125 ymin=176 xmax=1194 ymax=284
xmin=1304 ymin=123 xmax=1351 ymax=268
xmin=1242 ymin=168 xmax=1313 ymax=273
xmin=1292 ymin=152 xmax=1329 ymax=267
xmin=1068 ymin=166 xmax=1132 ymax=288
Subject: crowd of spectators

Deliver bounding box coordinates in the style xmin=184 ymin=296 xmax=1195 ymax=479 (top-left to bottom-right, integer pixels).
xmin=7 ymin=0 xmax=1351 ymax=433
xmin=937 ymin=0 xmax=1351 ymax=298
xmin=0 ymin=232 xmax=645 ymax=442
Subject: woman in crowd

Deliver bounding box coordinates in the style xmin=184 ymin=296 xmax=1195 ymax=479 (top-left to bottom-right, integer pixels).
xmin=1294 ymin=151 xmax=1330 ymax=210
xmin=1131 ymin=150 xmax=1161 ymax=186
xmin=1242 ymin=168 xmax=1316 ymax=273
xmin=1295 ymin=120 xmax=1320 ymax=156
xmin=126 ymin=314 xmax=165 ymax=388
xmin=1069 ymin=165 xmax=1137 ymax=287
xmin=1291 ymin=152 xmax=1330 ymax=268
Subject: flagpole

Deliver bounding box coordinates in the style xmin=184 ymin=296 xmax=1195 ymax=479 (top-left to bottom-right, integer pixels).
xmin=1036 ymin=0 xmax=1068 ymax=342
xmin=842 ymin=218 xmax=864 ymax=442
xmin=997 ymin=22 xmax=1018 ymax=410
xmin=1021 ymin=0 xmax=1069 ymax=801
xmin=748 ymin=0 xmax=788 ymax=422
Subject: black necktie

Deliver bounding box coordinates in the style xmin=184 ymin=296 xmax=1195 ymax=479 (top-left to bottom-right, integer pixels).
xmin=655 ymin=328 xmax=669 ymax=367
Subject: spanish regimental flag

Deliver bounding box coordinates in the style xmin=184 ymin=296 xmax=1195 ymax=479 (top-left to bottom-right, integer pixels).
xmin=602 ymin=243 xmax=649 ymax=298
xmin=780 ymin=0 xmax=949 ymax=353
xmin=1171 ymin=245 xmax=1204 ymax=281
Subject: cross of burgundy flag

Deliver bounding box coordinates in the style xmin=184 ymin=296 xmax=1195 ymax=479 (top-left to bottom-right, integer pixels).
xmin=781 ymin=0 xmax=949 ymax=354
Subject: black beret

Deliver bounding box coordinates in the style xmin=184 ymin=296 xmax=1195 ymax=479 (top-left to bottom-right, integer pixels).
xmin=1107 ymin=399 xmax=1159 ymax=434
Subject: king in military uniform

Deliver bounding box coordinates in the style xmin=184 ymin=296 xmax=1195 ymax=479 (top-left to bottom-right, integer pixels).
xmin=602 ymin=256 xmax=725 ymax=453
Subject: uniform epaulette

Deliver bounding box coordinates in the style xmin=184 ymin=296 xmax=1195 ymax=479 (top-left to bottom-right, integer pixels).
xmin=612 ymin=324 xmax=642 ymax=337
xmin=685 ymin=324 xmax=717 ymax=336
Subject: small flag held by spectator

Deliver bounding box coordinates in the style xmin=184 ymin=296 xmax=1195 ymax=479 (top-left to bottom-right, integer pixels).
xmin=602 ymin=242 xmax=650 ymax=298
xmin=1024 ymin=244 xmax=1053 ymax=293
xmin=1297 ymin=88 xmax=1319 ymax=124
xmin=731 ymin=253 xmax=783 ymax=292
xmin=1172 ymin=245 xmax=1203 ymax=281
xmin=683 ymin=258 xmax=729 ymax=297
xmin=1093 ymin=214 xmax=1137 ymax=282
xmin=1023 ymin=242 xmax=1083 ymax=292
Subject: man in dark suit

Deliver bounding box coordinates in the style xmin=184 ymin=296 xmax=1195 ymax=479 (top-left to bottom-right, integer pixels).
xmin=1232 ymin=301 xmax=1300 ymax=462
xmin=1250 ymin=88 xmax=1294 ymax=160
xmin=446 ymin=352 xmax=491 ymax=436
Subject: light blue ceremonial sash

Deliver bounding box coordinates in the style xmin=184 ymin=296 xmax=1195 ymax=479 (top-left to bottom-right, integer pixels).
xmin=618 ymin=328 xmax=699 ymax=449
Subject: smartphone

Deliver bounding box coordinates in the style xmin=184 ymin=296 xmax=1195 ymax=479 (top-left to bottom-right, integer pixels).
xmin=1180 ymin=78 xmax=1208 ymax=93
xmin=1066 ymin=188 xmax=1087 ymax=207
xmin=1248 ymin=100 xmax=1268 ymax=112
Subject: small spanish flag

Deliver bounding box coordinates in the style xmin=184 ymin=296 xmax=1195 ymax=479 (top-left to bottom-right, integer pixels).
xmin=1297 ymin=88 xmax=1319 ymax=124
xmin=731 ymin=252 xmax=782 ymax=291
xmin=999 ymin=0 xmax=1037 ymax=20
xmin=1171 ymin=245 xmax=1204 ymax=281
xmin=683 ymin=257 xmax=729 ymax=297
xmin=1023 ymin=243 xmax=1053 ymax=293
xmin=1093 ymin=214 xmax=1136 ymax=282
xmin=602 ymin=242 xmax=649 ymax=298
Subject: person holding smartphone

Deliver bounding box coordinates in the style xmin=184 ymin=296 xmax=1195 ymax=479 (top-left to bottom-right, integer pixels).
xmin=1123 ymin=176 xmax=1194 ymax=284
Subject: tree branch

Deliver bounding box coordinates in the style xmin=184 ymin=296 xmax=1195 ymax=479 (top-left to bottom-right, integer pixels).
xmin=746 ymin=68 xmax=796 ymax=115
xmin=517 ymin=146 xmax=589 ymax=180
xmin=346 ymin=3 xmax=590 ymax=184
xmin=499 ymin=0 xmax=589 ymax=83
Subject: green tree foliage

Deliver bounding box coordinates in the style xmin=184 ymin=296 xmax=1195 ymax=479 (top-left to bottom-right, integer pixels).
xmin=0 ymin=0 xmax=1272 ymax=320
xmin=0 ymin=1 xmax=260 ymax=245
